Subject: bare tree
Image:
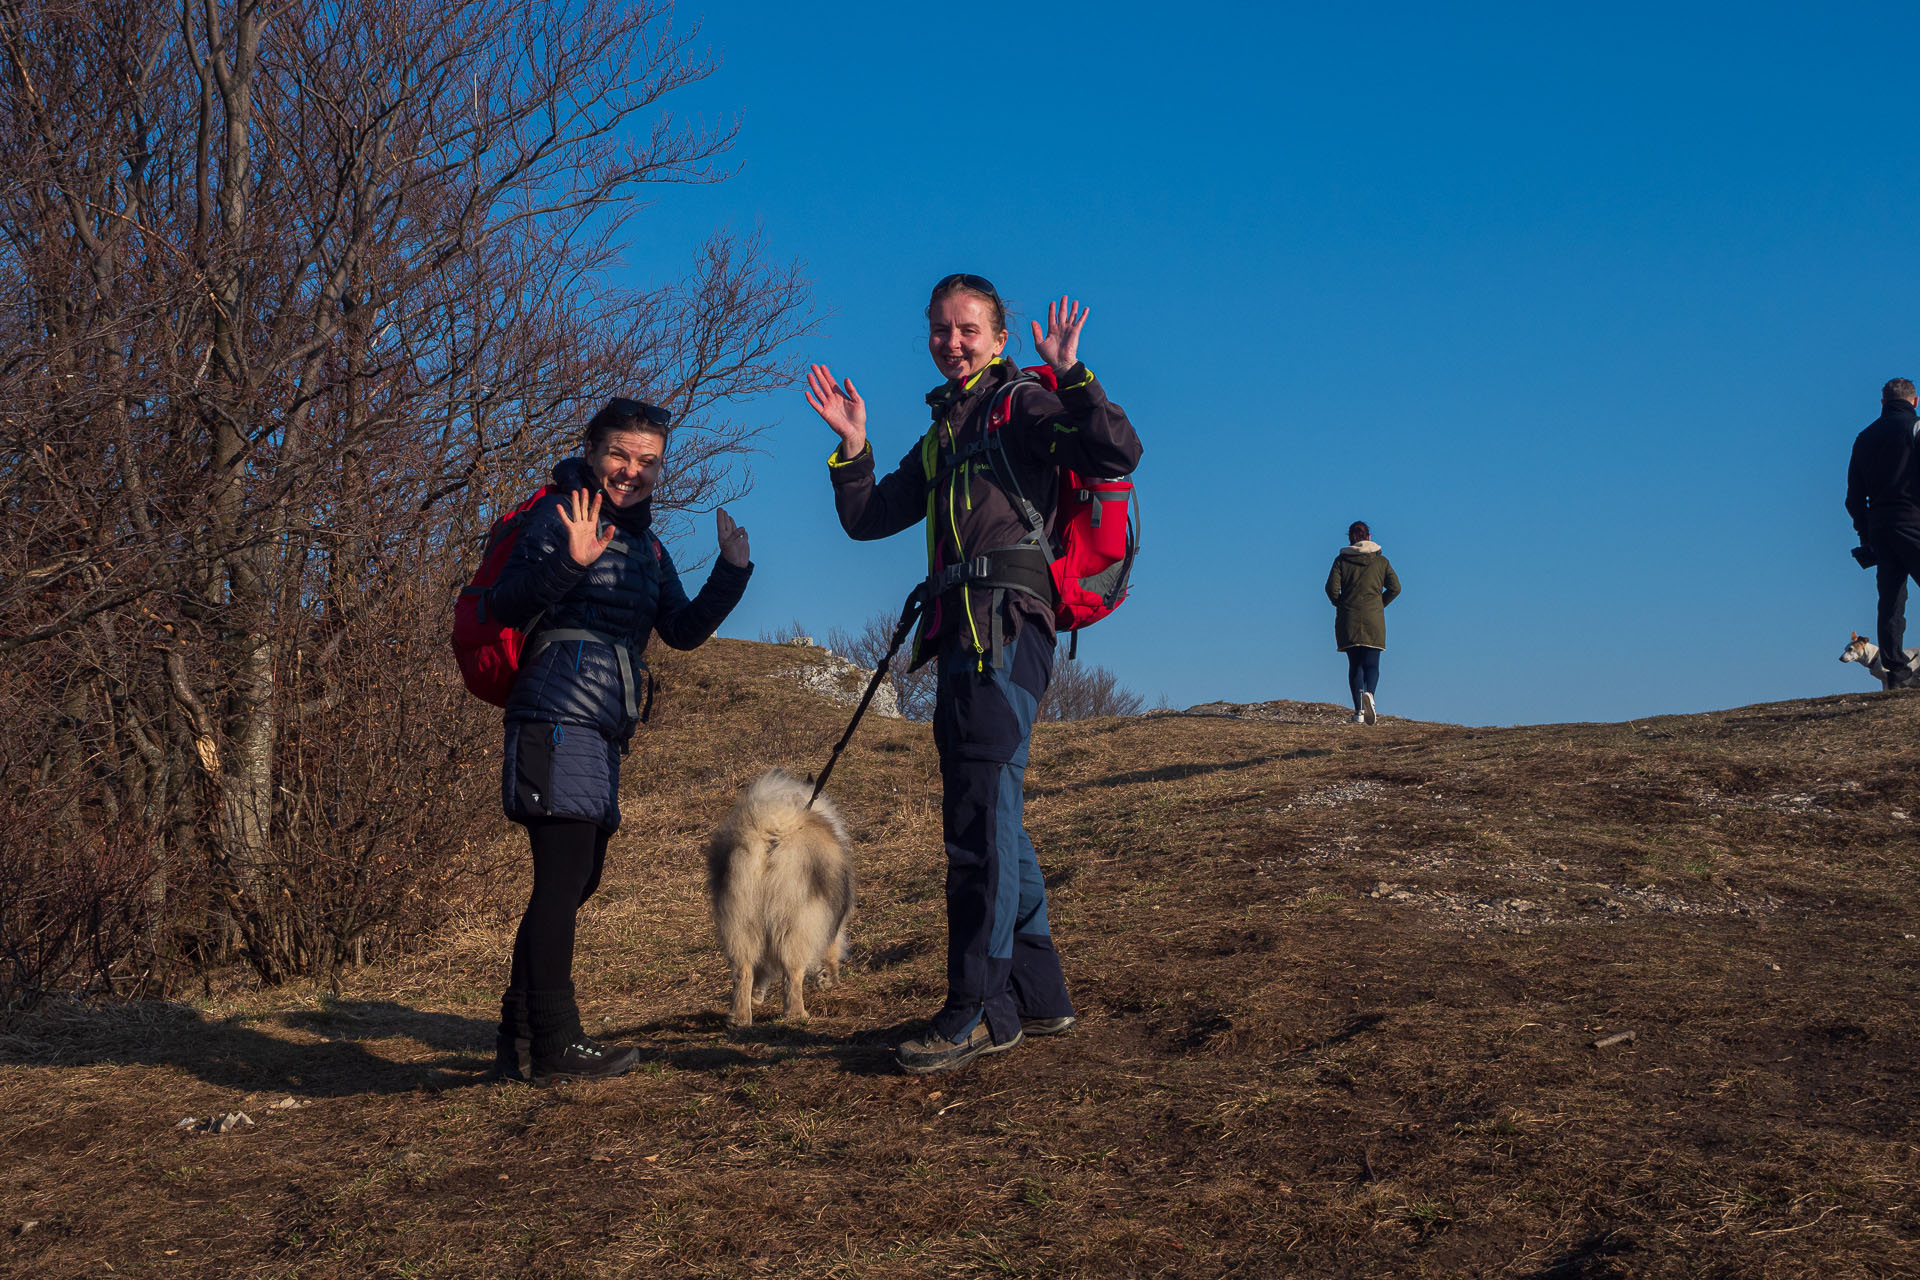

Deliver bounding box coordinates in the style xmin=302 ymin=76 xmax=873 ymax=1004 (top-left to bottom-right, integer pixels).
xmin=0 ymin=0 xmax=812 ymax=996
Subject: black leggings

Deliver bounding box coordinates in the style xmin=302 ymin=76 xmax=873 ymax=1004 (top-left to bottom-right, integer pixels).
xmin=508 ymin=818 xmax=610 ymax=996
xmin=1346 ymin=647 xmax=1381 ymax=711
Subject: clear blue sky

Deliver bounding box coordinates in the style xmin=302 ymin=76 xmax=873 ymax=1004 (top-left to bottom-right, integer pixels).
xmin=624 ymin=1 xmax=1920 ymax=725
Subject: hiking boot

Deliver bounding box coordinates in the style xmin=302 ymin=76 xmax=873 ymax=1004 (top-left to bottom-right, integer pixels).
xmin=1020 ymin=1015 xmax=1076 ymax=1037
xmin=531 ymin=1036 xmax=639 ymax=1085
xmin=1888 ymin=667 xmax=1920 ymax=690
xmin=1361 ymin=692 xmax=1377 ymax=725
xmin=896 ymin=1022 xmax=1022 ymax=1075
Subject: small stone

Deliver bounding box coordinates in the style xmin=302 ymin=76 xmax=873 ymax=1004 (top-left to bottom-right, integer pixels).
xmin=174 ymin=1117 xmax=198 ymax=1130
xmin=1894 ymin=811 xmax=1910 ymax=821
xmin=16 ymin=1220 xmax=40 ymax=1236
xmin=210 ymin=1111 xmax=254 ymax=1134
xmin=1768 ymin=963 xmax=1782 ymax=972
xmin=267 ymin=1097 xmax=301 ymax=1110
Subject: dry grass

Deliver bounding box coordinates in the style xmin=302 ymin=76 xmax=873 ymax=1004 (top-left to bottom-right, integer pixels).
xmin=2 ymin=638 xmax=1917 ymax=1278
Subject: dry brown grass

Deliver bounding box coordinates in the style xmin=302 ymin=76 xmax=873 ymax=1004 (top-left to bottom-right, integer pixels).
xmin=3 ymin=638 xmax=1917 ymax=1278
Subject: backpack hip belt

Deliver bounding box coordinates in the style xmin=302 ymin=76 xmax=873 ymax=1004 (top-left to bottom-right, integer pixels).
xmin=926 ymin=544 xmax=1055 ymax=670
xmin=927 ymin=544 xmax=1054 ymax=601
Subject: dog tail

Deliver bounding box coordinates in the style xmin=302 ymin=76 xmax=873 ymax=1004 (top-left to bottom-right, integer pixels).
xmin=707 ymin=770 xmax=853 ymax=911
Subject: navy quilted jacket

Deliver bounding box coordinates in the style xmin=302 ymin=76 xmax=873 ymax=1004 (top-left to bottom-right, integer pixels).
xmin=489 ymin=457 xmax=752 ymax=739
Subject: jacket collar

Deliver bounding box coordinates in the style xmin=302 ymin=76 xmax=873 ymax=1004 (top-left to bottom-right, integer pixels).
xmin=1885 ymin=399 xmax=1919 ymax=428
xmin=925 ymin=356 xmax=1017 ymax=414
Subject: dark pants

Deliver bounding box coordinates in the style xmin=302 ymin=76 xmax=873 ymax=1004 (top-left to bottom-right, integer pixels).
xmin=1346 ymin=646 xmax=1381 ymax=711
xmin=928 ymin=628 xmax=1074 ymax=1045
xmin=1871 ymin=524 xmax=1920 ymax=682
xmin=506 ymin=818 xmax=610 ymax=1051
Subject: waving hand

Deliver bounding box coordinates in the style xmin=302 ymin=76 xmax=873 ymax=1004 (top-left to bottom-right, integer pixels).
xmin=805 ymin=363 xmax=867 ymax=461
xmin=1031 ymin=296 xmax=1090 ymax=375
xmin=558 ymin=489 xmax=615 ymax=567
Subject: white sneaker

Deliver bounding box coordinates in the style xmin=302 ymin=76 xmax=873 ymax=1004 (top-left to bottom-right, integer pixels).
xmin=1349 ymin=712 xmax=1365 ymax=725
xmin=1361 ymin=692 xmax=1377 ymax=725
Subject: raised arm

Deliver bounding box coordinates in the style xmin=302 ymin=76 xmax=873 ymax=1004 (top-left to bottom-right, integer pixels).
xmin=810 ymin=361 xmax=932 ymax=541
xmin=652 ymin=517 xmax=753 ymax=651
xmin=1014 ymin=299 xmax=1142 ymax=478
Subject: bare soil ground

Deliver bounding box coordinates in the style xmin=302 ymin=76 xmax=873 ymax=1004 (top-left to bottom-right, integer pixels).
xmin=4 ymin=638 xmax=1918 ymax=1279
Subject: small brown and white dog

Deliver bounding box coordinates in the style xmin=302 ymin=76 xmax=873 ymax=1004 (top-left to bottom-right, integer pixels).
xmin=1839 ymin=632 xmax=1920 ymax=688
xmin=706 ymin=770 xmax=854 ymax=1027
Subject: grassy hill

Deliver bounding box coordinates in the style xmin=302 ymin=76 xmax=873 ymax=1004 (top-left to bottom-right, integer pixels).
xmin=3 ymin=638 xmax=1917 ymax=1278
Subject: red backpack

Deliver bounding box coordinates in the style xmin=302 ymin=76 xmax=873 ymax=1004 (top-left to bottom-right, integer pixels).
xmin=452 ymin=486 xmax=559 ymax=706
xmin=987 ymin=366 xmax=1140 ymax=651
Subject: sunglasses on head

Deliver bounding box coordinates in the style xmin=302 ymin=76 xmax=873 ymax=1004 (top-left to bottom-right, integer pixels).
xmin=933 ymin=272 xmax=1001 ymax=301
xmin=607 ymin=397 xmax=673 ymax=428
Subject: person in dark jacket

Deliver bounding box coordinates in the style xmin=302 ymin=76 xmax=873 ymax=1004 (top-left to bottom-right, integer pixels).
xmin=1845 ymin=378 xmax=1920 ymax=689
xmin=804 ymin=274 xmax=1142 ymax=1073
xmin=487 ymin=398 xmax=753 ymax=1083
xmin=1326 ymin=521 xmax=1401 ymax=725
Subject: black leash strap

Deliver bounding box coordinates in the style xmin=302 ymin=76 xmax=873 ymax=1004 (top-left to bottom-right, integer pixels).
xmin=808 ymin=582 xmax=927 ymax=809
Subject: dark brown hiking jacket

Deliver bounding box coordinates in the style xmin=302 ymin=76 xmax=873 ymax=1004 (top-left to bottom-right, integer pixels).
xmin=829 ymin=357 xmax=1142 ymax=667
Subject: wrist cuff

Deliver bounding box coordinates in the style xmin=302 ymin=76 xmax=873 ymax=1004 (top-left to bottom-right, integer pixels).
xmin=1055 ymin=362 xmax=1094 ymax=393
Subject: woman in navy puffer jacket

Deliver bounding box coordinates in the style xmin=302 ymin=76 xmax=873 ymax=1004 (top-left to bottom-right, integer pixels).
xmin=487 ymin=398 xmax=752 ymax=1084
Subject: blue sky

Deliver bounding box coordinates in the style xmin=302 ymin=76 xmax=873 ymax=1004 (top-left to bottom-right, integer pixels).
xmin=625 ymin=1 xmax=1920 ymax=725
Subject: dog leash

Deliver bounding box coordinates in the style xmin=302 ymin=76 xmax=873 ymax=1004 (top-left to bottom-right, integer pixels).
xmin=808 ymin=582 xmax=928 ymax=809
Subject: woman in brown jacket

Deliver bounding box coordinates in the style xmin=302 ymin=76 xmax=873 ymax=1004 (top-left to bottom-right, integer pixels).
xmin=1325 ymin=520 xmax=1401 ymax=724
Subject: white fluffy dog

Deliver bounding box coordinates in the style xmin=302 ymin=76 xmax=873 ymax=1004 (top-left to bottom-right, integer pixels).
xmin=705 ymin=770 xmax=854 ymax=1027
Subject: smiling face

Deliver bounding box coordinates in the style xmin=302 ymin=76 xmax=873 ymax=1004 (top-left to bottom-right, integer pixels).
xmin=927 ymin=291 xmax=1008 ymax=383
xmin=588 ymin=428 xmax=666 ymax=507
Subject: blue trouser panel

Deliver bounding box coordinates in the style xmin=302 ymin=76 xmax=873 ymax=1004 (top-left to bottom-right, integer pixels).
xmin=929 ymin=626 xmax=1074 ymax=1045
xmin=1871 ymin=524 xmax=1920 ymax=680
xmin=1346 ymin=646 xmax=1381 ymax=710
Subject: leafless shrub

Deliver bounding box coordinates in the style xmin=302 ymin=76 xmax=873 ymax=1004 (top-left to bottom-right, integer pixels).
xmin=0 ymin=0 xmax=811 ymax=995
xmin=759 ymin=619 xmax=814 ymax=645
xmin=1039 ymin=657 xmax=1145 ymax=721
xmin=0 ymin=730 xmax=166 ymax=1016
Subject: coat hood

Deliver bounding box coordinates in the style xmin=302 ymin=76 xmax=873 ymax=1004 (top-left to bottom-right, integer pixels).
xmin=1341 ymin=540 xmax=1382 ymax=557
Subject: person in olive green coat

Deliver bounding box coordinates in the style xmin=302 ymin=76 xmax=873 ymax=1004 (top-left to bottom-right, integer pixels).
xmin=1325 ymin=521 xmax=1401 ymax=724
